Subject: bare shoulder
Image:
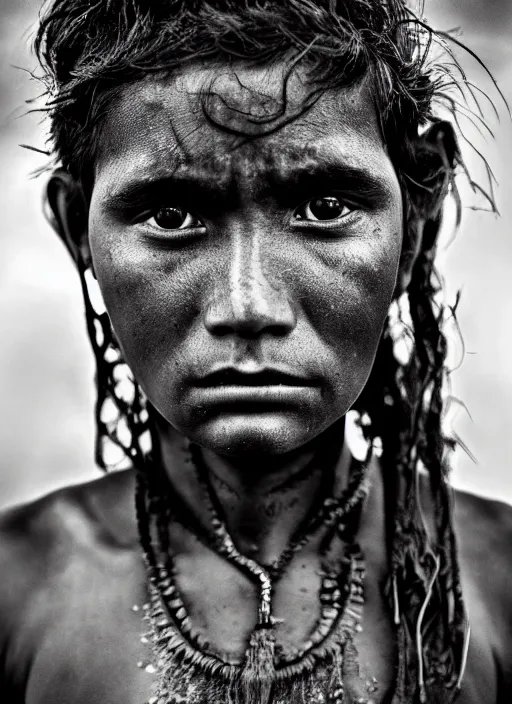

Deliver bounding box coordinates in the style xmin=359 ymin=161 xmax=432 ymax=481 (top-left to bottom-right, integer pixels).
xmin=453 ymin=488 xmax=512 ymax=690
xmin=454 ymin=488 xmax=512 ymax=584
xmin=0 ymin=470 xmax=137 ymax=643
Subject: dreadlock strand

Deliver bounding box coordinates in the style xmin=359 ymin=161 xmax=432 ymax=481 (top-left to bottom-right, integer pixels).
xmin=77 ymin=261 xmax=149 ymax=471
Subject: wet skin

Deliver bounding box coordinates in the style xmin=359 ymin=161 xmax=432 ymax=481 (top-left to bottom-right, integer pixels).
xmin=1 ymin=63 xmax=512 ymax=704
xmin=88 ymin=66 xmax=403 ymax=458
xmin=0 ymin=471 xmax=511 ymax=704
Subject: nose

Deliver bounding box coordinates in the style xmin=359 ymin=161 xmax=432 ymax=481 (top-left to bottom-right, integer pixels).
xmin=204 ymin=229 xmax=296 ymax=337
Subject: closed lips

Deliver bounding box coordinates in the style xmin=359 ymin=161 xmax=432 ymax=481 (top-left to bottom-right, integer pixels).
xmin=195 ymin=369 xmax=316 ymax=387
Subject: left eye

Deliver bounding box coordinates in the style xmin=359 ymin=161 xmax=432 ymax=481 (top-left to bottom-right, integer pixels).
xmin=148 ymin=206 xmax=202 ymax=230
xmin=295 ymin=196 xmax=353 ymax=222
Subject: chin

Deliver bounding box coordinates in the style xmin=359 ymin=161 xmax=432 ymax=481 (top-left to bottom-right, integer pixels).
xmin=185 ymin=412 xmax=326 ymax=458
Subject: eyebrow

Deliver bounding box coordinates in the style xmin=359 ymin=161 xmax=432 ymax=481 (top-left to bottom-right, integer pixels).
xmin=265 ymin=150 xmax=392 ymax=204
xmin=103 ymin=150 xmax=391 ymax=213
xmin=104 ymin=168 xmax=232 ymax=213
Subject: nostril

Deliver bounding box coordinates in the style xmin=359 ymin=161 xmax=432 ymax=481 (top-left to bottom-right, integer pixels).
xmin=266 ymin=323 xmax=293 ymax=338
xmin=204 ymin=269 xmax=297 ymax=338
xmin=210 ymin=324 xmax=233 ymax=338
xmin=208 ymin=317 xmax=294 ymax=339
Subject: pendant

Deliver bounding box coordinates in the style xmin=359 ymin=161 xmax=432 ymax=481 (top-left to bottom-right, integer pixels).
xmin=136 ymin=544 xmax=375 ymax=704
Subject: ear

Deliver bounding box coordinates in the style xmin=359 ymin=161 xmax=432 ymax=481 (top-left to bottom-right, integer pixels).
xmin=394 ymin=120 xmax=459 ymax=297
xmin=45 ymin=169 xmax=92 ymax=270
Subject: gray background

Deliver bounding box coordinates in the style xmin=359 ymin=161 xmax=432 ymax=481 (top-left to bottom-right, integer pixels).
xmin=0 ymin=0 xmax=511 ymax=509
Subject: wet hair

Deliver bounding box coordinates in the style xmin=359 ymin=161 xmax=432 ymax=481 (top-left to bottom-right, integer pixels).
xmin=35 ymin=0 xmax=497 ymax=701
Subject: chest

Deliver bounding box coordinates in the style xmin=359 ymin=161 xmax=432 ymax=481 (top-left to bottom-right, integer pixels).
xmin=6 ymin=544 xmax=499 ymax=704
xmin=17 ymin=621 xmax=496 ymax=704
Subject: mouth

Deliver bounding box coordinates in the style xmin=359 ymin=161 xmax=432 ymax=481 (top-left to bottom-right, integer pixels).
xmin=195 ymin=368 xmax=316 ymax=388
xmin=191 ymin=368 xmax=319 ymax=407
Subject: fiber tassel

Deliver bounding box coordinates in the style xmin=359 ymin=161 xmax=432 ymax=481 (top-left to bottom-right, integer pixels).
xmin=239 ymin=625 xmax=276 ymax=704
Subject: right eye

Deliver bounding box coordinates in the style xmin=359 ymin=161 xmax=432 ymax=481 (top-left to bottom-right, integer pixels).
xmin=294 ymin=195 xmax=354 ymax=223
xmin=147 ymin=206 xmax=203 ymax=231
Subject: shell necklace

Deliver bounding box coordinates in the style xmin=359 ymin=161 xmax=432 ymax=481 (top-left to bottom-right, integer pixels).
xmin=135 ymin=441 xmax=378 ymax=704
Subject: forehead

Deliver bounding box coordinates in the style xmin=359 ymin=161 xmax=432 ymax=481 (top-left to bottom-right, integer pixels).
xmin=93 ymin=63 xmax=388 ymax=188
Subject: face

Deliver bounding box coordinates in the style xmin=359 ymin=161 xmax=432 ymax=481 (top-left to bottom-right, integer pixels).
xmin=86 ymin=63 xmax=403 ymax=457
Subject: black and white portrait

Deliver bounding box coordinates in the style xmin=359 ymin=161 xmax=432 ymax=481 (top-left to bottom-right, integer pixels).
xmin=0 ymin=1 xmax=511 ymax=703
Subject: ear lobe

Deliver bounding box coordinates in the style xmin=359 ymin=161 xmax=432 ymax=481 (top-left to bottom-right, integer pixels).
xmin=45 ymin=169 xmax=91 ymax=268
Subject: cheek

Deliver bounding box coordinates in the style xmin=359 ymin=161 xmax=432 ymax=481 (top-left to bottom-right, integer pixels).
xmin=329 ymin=240 xmax=400 ymax=407
xmin=301 ymin=227 xmax=402 ymax=354
xmin=88 ymin=224 xmax=200 ymax=374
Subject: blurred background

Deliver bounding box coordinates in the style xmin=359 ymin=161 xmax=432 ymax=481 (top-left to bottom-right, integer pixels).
xmin=0 ymin=0 xmax=511 ymax=509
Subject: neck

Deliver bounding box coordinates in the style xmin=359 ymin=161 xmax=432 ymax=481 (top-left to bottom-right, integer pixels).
xmin=156 ymin=420 xmax=351 ymax=566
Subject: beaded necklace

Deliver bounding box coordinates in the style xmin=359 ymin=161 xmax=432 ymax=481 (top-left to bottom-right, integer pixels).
xmin=136 ymin=442 xmax=378 ymax=704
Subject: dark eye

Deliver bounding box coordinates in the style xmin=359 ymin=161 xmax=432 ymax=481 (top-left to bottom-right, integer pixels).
xmin=295 ymin=195 xmax=352 ymax=222
xmin=148 ymin=206 xmax=202 ymax=230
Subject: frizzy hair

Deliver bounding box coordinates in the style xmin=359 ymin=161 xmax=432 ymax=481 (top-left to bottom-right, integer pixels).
xmin=34 ymin=0 xmax=498 ymax=701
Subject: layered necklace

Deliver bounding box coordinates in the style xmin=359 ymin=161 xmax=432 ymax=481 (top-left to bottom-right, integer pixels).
xmin=135 ymin=440 xmax=378 ymax=704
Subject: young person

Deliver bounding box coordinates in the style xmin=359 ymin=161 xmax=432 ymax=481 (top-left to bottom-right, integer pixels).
xmin=0 ymin=1 xmax=511 ymax=702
